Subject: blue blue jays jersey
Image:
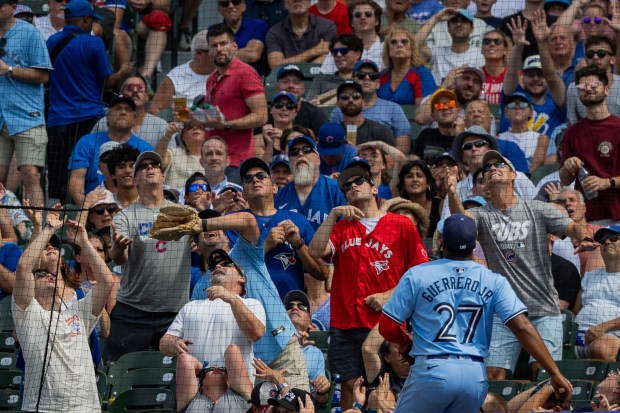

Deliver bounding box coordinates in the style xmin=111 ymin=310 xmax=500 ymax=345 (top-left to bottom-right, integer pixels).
xmin=274 ymin=175 xmax=347 ymax=230
xmin=383 ymin=259 xmax=527 ymax=358
xmin=227 ymin=210 xmax=316 ymax=300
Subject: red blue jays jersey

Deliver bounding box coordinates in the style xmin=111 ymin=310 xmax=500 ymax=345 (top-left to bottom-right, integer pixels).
xmin=328 ymin=212 xmax=428 ymax=330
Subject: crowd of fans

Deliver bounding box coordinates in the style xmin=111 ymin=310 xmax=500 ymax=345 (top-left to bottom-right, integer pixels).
xmin=1 ymin=0 xmax=619 ymax=411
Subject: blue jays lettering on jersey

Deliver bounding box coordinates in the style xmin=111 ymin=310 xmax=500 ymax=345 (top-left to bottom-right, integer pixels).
xmin=383 ymin=259 xmax=527 ymax=358
xmin=226 ymin=209 xmax=316 ymax=300
xmin=274 ymin=175 xmax=346 ymax=230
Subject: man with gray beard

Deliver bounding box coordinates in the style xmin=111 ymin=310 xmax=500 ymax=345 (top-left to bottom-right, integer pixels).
xmin=274 ymin=135 xmax=346 ymax=230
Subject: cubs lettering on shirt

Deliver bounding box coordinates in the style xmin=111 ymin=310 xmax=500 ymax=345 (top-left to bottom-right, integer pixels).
xmin=274 ymin=175 xmax=346 ymax=230
xmin=328 ymin=213 xmax=428 ymax=330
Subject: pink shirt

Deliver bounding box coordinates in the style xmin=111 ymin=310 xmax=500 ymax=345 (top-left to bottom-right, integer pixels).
xmin=206 ymin=58 xmax=265 ymax=166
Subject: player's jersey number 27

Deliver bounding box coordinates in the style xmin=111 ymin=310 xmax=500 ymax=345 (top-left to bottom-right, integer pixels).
xmin=434 ymin=303 xmax=483 ymax=344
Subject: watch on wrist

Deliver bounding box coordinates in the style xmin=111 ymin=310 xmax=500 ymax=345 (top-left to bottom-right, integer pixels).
xmin=224 ymin=121 xmax=232 ymax=130
xmin=610 ymin=178 xmax=616 ymax=189
xmin=6 ymin=66 xmax=13 ymax=77
xmin=292 ymin=239 xmax=305 ymax=251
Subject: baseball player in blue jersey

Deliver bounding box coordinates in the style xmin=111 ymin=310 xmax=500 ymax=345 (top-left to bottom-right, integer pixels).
xmin=378 ymin=214 xmax=573 ymax=413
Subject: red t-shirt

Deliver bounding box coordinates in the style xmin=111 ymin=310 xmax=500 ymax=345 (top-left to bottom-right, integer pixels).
xmin=482 ymin=66 xmax=506 ymax=105
xmin=309 ymin=2 xmax=352 ymax=35
xmin=205 ymin=58 xmax=265 ymax=167
xmin=561 ymin=115 xmax=620 ymax=221
xmin=328 ymin=213 xmax=428 ymax=330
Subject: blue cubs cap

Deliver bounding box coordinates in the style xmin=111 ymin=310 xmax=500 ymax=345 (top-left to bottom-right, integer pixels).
xmin=593 ymin=225 xmax=620 ymax=243
xmin=544 ymin=0 xmax=570 ymax=12
xmin=462 ymin=195 xmax=487 ymax=208
xmin=441 ymin=213 xmax=477 ymax=252
xmin=288 ymin=135 xmax=318 ymax=152
xmin=505 ymin=91 xmax=532 ymax=105
xmin=272 ymin=91 xmax=298 ymax=106
xmin=353 ymin=59 xmax=379 ymax=73
xmin=64 ymin=0 xmax=103 ymax=20
xmin=269 ymin=154 xmax=290 ymax=170
xmin=317 ymin=123 xmax=346 ymax=156
xmin=453 ymin=8 xmax=474 ymax=23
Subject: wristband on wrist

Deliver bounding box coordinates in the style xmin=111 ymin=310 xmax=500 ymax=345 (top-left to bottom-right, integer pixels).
xmin=277 ymin=382 xmax=288 ymax=395
xmin=202 ymin=219 xmax=208 ymax=233
xmin=352 ymin=401 xmax=364 ymax=411
xmin=292 ymin=239 xmax=305 ymax=251
xmin=610 ymin=178 xmax=616 ymax=189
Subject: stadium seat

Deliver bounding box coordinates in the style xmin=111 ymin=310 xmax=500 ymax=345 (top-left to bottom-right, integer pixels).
xmin=0 ymin=333 xmax=16 ymax=353
xmin=0 ymin=389 xmax=21 ymax=410
xmin=0 ymin=297 xmax=13 ymax=333
xmin=0 ymin=370 xmax=22 ymax=390
xmin=400 ymin=104 xmax=416 ymax=122
xmin=537 ymin=359 xmax=608 ymax=382
xmin=569 ymin=380 xmax=596 ymax=401
xmin=105 ymin=388 xmax=174 ymax=413
xmin=106 ymin=351 xmax=177 ymax=377
xmin=97 ymin=369 xmax=109 ymax=403
xmin=108 ymin=368 xmax=176 ymax=402
xmin=308 ymin=331 xmax=329 ymax=354
xmin=0 ymin=353 xmax=17 ymax=371
xmin=607 ymin=362 xmax=620 ymax=375
xmin=561 ymin=309 xmax=577 ymax=360
xmin=488 ymin=380 xmax=524 ymax=400
xmin=530 ymin=163 xmax=560 ymax=186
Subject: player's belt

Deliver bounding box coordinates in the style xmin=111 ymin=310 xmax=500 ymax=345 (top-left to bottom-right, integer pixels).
xmin=427 ymin=354 xmax=484 ymax=363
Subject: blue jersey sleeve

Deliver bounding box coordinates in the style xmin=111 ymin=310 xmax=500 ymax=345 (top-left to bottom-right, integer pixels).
xmin=492 ymin=275 xmax=528 ymax=324
xmin=382 ymin=270 xmax=417 ymax=325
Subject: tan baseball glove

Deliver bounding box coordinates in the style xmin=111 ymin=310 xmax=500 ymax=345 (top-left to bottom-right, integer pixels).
xmin=150 ymin=204 xmax=200 ymax=241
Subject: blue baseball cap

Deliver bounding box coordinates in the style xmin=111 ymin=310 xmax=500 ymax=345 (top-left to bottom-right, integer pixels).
xmin=65 ymin=0 xmax=103 ymax=20
xmin=288 ymin=135 xmax=318 ymax=152
xmin=272 ymin=91 xmax=298 ymax=106
xmin=544 ymin=0 xmax=570 ymax=12
xmin=353 ymin=59 xmax=379 ymax=73
xmin=453 ymin=8 xmax=474 ymax=23
xmin=269 ymin=154 xmax=290 ymax=170
xmin=276 ymin=65 xmax=305 ymax=80
xmin=317 ymin=123 xmax=346 ymax=156
xmin=440 ymin=213 xmax=477 ymax=252
xmin=337 ymin=156 xmax=373 ymax=191
xmin=505 ymin=91 xmax=532 ymax=105
xmin=462 ymin=195 xmax=487 ymax=208
xmin=593 ymin=225 xmax=620 ymax=243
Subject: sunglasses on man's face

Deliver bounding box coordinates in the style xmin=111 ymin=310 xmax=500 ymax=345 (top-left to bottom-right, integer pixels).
xmin=482 ymin=161 xmax=508 ymax=173
xmin=355 ymin=71 xmax=379 ymax=81
xmin=218 ymin=0 xmax=242 ymax=6
xmin=331 ymin=47 xmax=349 ymax=56
xmin=338 ymin=92 xmax=362 ymax=101
xmin=123 ymin=84 xmax=146 ymax=93
xmin=33 ymin=270 xmax=56 ymax=279
xmin=353 ymin=10 xmax=373 ymax=18
xmin=341 ymin=176 xmax=367 ymax=193
xmin=188 ymin=183 xmax=210 ymax=193
xmin=506 ymin=101 xmax=529 ymax=109
xmin=137 ymin=161 xmax=161 ymax=171
xmin=289 ymin=146 xmax=316 ymax=157
xmin=433 ymin=100 xmax=457 ymax=111
xmin=462 ymin=140 xmax=489 ymax=151
xmin=597 ymin=233 xmax=620 ymax=243
xmin=286 ymin=302 xmax=310 ymax=313
xmin=586 ymin=49 xmax=612 ymax=59
xmin=205 ymin=366 xmax=227 ymax=373
xmin=242 ymin=171 xmax=270 ymax=183
xmin=92 ymin=205 xmax=118 ymax=215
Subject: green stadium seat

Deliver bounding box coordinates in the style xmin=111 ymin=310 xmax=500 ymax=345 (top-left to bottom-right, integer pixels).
xmin=570 ymin=380 xmax=596 ymax=401
xmin=411 ymin=122 xmax=424 ymax=141
xmin=0 ymin=333 xmax=15 ymax=354
xmin=308 ymin=331 xmax=329 ymax=354
xmin=530 ymin=163 xmax=559 ymax=186
xmin=97 ymin=369 xmax=109 ymax=403
xmin=0 ymin=389 xmax=21 ymax=410
xmin=0 ymin=353 xmax=17 ymax=371
xmin=489 ymin=103 xmax=501 ymax=119
xmin=108 ymin=368 xmax=176 ymax=402
xmin=537 ymin=359 xmax=608 ymax=382
xmin=106 ymin=351 xmax=176 ymax=377
xmin=0 ymin=297 xmax=13 ymax=333
xmin=400 ymin=104 xmax=416 ymax=122
xmin=607 ymin=362 xmax=620 ymax=375
xmin=0 ymin=370 xmax=22 ymax=390
xmin=488 ymin=380 xmax=524 ymax=400
xmin=106 ymin=388 xmax=174 ymax=413
xmin=561 ymin=309 xmax=577 ymax=360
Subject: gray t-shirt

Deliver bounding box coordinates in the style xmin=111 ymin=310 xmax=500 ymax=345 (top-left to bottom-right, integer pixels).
xmin=186 ymin=389 xmax=249 ymax=413
xmin=93 ymin=113 xmax=169 ymax=148
xmin=356 ymin=119 xmax=396 ymax=147
xmin=113 ymin=201 xmax=191 ymax=312
xmin=470 ymin=197 xmax=572 ymax=317
xmin=306 ymin=73 xmax=347 ymax=100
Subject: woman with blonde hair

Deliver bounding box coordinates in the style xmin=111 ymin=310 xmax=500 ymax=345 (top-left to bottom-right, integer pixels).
xmin=378 ymin=27 xmax=437 ymax=105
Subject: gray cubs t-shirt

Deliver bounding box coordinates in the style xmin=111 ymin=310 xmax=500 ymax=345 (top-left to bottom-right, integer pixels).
xmin=470 ymin=197 xmax=572 ymax=317
xmin=113 ymin=201 xmax=191 ymax=312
